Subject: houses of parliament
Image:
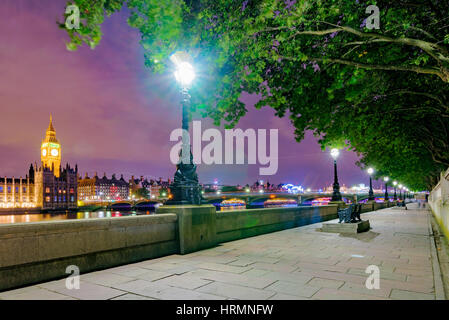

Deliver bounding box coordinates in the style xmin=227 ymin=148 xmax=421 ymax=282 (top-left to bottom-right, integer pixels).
xmin=0 ymin=116 xmax=78 ymax=210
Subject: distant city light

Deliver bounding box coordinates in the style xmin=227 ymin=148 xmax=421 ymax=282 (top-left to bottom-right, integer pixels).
xmin=281 ymin=184 xmax=304 ymax=194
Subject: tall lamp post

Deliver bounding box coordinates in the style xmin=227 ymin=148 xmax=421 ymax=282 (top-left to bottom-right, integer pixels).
xmin=398 ymin=184 xmax=403 ymax=201
xmin=367 ymin=167 xmax=375 ymax=201
xmin=383 ymin=176 xmax=389 ymax=201
xmin=330 ymin=148 xmax=342 ymax=202
xmin=393 ymin=181 xmax=397 ymax=201
xmin=166 ymin=51 xmax=202 ymax=205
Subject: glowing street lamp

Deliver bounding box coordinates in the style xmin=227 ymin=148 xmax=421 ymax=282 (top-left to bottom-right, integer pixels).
xmin=166 ymin=51 xmax=202 ymax=205
xmin=330 ymin=148 xmax=342 ymax=202
xmin=367 ymin=167 xmax=375 ymax=201
xmin=383 ymin=176 xmax=389 ymax=201
xmin=392 ymin=181 xmax=397 ymax=200
xmin=398 ymin=184 xmax=403 ymax=201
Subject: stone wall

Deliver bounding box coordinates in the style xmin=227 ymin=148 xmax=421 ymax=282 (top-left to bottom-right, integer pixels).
xmin=429 ymin=168 xmax=449 ymax=240
xmin=216 ymin=205 xmax=338 ymax=243
xmin=0 ymin=214 xmax=178 ymax=291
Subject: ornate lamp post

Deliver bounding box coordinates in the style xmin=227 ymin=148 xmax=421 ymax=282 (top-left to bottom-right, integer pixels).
xmin=383 ymin=176 xmax=389 ymax=201
xmin=330 ymin=148 xmax=342 ymax=202
xmin=166 ymin=51 xmax=202 ymax=205
xmin=393 ymin=181 xmax=397 ymax=200
xmin=367 ymin=167 xmax=375 ymax=201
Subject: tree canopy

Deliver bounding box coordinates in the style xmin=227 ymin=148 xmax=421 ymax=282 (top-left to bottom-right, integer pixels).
xmin=60 ymin=0 xmax=449 ymax=190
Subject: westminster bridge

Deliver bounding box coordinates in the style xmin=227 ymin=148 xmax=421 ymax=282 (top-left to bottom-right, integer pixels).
xmin=201 ymin=191 xmax=390 ymax=206
xmin=88 ymin=191 xmax=396 ymax=211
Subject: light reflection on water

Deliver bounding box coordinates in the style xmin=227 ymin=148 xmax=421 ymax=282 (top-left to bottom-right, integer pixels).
xmin=0 ymin=210 xmax=154 ymax=225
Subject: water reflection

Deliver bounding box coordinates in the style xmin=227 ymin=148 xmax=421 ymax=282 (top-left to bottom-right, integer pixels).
xmin=0 ymin=210 xmax=155 ymax=225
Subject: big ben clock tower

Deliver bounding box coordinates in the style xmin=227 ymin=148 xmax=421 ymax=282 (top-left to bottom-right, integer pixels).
xmin=41 ymin=115 xmax=61 ymax=177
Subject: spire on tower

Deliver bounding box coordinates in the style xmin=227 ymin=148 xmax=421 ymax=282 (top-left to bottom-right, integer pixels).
xmin=47 ymin=114 xmax=55 ymax=132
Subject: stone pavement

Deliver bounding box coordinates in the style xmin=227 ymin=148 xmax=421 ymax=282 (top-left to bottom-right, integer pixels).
xmin=0 ymin=203 xmax=445 ymax=300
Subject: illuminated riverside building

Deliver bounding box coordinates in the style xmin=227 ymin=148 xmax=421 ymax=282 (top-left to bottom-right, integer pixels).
xmin=129 ymin=176 xmax=171 ymax=199
xmin=0 ymin=165 xmax=35 ymax=208
xmin=0 ymin=116 xmax=78 ymax=210
xmin=78 ymin=173 xmax=129 ymax=202
xmin=41 ymin=115 xmax=61 ymax=177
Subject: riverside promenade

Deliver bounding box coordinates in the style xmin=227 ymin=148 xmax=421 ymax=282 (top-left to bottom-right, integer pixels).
xmin=0 ymin=203 xmax=446 ymax=300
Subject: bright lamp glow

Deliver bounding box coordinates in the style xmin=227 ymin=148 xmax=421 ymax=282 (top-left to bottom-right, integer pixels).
xmin=174 ymin=62 xmax=195 ymax=86
xmin=393 ymin=181 xmax=397 ymax=186
xmin=330 ymin=148 xmax=340 ymax=160
xmin=367 ymin=167 xmax=374 ymax=175
xmin=383 ymin=177 xmax=389 ymax=182
xmin=398 ymin=184 xmax=403 ymax=188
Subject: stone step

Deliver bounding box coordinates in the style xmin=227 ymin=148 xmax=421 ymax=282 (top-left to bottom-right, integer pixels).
xmin=321 ymin=220 xmax=370 ymax=234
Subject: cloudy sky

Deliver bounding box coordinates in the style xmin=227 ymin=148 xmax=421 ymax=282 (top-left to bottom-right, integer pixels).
xmin=0 ymin=0 xmax=380 ymax=189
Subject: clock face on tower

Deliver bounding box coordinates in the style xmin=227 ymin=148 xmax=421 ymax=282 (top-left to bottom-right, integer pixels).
xmin=42 ymin=149 xmax=47 ymax=157
xmin=51 ymin=149 xmax=59 ymax=157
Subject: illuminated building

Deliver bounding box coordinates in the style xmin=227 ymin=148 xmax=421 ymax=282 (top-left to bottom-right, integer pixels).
xmin=0 ymin=165 xmax=35 ymax=208
xmin=0 ymin=116 xmax=78 ymax=210
xmin=78 ymin=173 xmax=129 ymax=202
xmin=129 ymin=177 xmax=171 ymax=199
xmin=41 ymin=115 xmax=61 ymax=177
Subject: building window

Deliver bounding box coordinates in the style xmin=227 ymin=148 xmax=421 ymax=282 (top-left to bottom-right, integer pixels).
xmin=15 ymin=187 xmax=19 ymax=193
xmin=23 ymin=187 xmax=26 ymax=193
xmin=45 ymin=187 xmax=50 ymax=193
xmin=7 ymin=186 xmax=11 ymax=193
xmin=45 ymin=196 xmax=50 ymax=202
xmin=0 ymin=186 xmax=2 ymax=192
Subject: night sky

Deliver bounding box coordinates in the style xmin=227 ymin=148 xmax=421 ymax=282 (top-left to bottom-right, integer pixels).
xmin=0 ymin=0 xmax=382 ymax=189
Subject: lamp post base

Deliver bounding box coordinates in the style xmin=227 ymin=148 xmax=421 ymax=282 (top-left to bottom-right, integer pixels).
xmin=166 ymin=183 xmax=203 ymax=206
